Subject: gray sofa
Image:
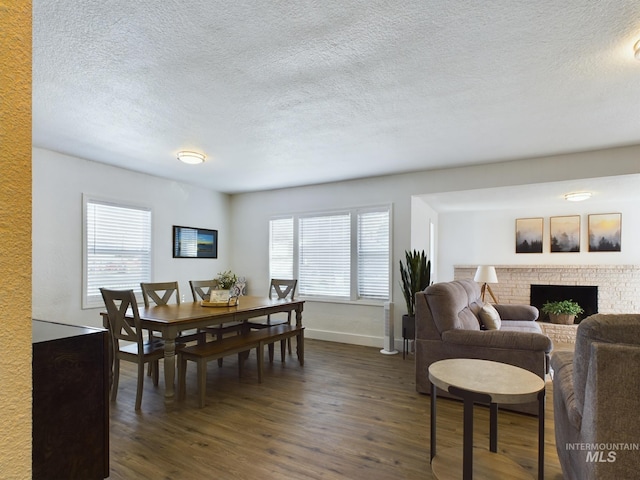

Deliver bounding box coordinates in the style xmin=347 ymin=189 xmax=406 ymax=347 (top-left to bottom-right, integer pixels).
xmin=415 ymin=279 xmax=552 ymax=415
xmin=551 ymin=314 xmax=640 ymax=480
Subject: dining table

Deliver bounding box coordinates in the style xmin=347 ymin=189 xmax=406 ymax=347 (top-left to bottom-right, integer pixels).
xmin=101 ymin=295 xmax=305 ymax=402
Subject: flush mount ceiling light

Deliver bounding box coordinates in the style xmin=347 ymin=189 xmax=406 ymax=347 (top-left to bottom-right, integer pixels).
xmin=635 ymin=40 xmax=640 ymax=60
xmin=564 ymin=192 xmax=592 ymax=202
xmin=177 ymin=151 xmax=206 ymax=165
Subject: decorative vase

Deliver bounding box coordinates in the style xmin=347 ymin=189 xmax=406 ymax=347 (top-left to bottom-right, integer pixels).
xmin=550 ymin=313 xmax=576 ymax=325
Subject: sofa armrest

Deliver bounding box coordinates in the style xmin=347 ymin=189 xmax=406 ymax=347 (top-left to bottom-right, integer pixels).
xmin=494 ymin=304 xmax=539 ymax=321
xmin=442 ymin=328 xmax=552 ymax=352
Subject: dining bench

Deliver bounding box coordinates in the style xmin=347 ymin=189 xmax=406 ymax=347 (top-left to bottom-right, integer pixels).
xmin=177 ymin=324 xmax=304 ymax=407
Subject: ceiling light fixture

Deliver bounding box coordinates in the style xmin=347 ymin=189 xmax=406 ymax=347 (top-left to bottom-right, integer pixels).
xmin=177 ymin=151 xmax=206 ymax=165
xmin=635 ymin=40 xmax=640 ymax=61
xmin=564 ymin=192 xmax=592 ymax=202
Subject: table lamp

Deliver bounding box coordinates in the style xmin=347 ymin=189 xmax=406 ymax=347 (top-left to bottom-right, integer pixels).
xmin=474 ymin=265 xmax=499 ymax=304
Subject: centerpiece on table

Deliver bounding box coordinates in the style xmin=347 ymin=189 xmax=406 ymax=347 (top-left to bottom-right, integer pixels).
xmin=208 ymin=270 xmax=240 ymax=305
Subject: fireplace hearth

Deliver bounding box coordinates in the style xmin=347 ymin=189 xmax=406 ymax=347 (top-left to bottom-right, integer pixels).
xmin=530 ymin=284 xmax=598 ymax=324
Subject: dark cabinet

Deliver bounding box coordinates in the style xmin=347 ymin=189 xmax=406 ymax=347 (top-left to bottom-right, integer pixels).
xmin=32 ymin=319 xmax=109 ymax=479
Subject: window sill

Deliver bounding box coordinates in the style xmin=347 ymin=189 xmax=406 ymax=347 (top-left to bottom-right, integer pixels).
xmin=298 ymin=296 xmax=388 ymax=307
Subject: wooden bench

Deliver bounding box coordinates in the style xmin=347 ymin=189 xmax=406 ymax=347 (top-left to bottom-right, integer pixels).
xmin=177 ymin=324 xmax=304 ymax=407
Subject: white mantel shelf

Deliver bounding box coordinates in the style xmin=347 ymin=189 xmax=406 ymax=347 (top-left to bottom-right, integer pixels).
xmin=454 ymin=265 xmax=640 ymax=315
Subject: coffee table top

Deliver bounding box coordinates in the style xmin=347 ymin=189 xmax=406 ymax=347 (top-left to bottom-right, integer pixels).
xmin=429 ymin=358 xmax=545 ymax=404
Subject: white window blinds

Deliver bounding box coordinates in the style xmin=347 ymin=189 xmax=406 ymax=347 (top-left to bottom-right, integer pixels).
xmin=299 ymin=214 xmax=351 ymax=298
xmin=83 ymin=198 xmax=151 ymax=308
xmin=357 ymin=210 xmax=390 ymax=300
xmin=269 ymin=206 xmax=391 ymax=302
xmin=269 ymin=217 xmax=294 ymax=279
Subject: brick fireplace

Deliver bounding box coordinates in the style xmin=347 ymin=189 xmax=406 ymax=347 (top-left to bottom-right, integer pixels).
xmin=454 ymin=265 xmax=640 ymax=344
xmin=454 ymin=264 xmax=640 ymax=315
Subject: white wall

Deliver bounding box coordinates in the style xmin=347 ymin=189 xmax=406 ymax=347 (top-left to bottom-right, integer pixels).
xmin=411 ymin=196 xmax=438 ymax=283
xmin=438 ymin=198 xmax=640 ymax=281
xmin=32 ymin=148 xmax=231 ymax=328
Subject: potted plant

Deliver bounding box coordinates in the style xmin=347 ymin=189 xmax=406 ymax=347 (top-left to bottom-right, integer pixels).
xmin=210 ymin=270 xmax=239 ymax=302
xmin=541 ymin=299 xmax=584 ymax=324
xmin=216 ymin=270 xmax=238 ymax=290
xmin=399 ymin=250 xmax=431 ymax=346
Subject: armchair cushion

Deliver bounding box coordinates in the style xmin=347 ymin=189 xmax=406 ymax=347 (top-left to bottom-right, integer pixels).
xmin=494 ymin=303 xmax=539 ymax=321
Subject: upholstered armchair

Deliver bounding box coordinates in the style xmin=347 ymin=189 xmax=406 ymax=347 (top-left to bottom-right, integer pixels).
xmin=551 ymin=314 xmax=640 ymax=480
xmin=415 ymin=279 xmax=552 ymax=415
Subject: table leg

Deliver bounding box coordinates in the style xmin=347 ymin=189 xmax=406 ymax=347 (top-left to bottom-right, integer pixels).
xmin=163 ymin=337 xmax=176 ymax=402
xmin=295 ymin=306 xmax=303 ymax=327
xmin=490 ymin=402 xmax=498 ymax=452
xmin=448 ymin=386 xmax=492 ymax=480
xmin=462 ymin=394 xmax=474 ymax=480
xmin=295 ymin=306 xmax=304 ymax=365
xmin=430 ymin=382 xmax=437 ymax=462
xmin=538 ymin=388 xmax=545 ymax=480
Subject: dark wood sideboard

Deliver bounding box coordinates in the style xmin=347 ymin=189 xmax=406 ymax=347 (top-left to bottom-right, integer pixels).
xmin=32 ymin=319 xmax=109 ymax=479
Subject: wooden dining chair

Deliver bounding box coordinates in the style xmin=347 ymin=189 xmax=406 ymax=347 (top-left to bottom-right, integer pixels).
xmin=189 ymin=279 xmax=244 ymax=366
xmin=247 ymin=279 xmax=298 ymax=361
xmin=140 ymin=281 xmax=181 ymax=308
xmin=100 ymin=288 xmax=166 ymax=410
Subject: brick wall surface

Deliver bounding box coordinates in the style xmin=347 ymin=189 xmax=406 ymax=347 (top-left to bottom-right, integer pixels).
xmin=454 ymin=265 xmax=640 ymax=314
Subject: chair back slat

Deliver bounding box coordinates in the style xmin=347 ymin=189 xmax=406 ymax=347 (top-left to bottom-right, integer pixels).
xmin=269 ymin=279 xmax=297 ymax=300
xmin=140 ymin=281 xmax=180 ymax=307
xmin=101 ymin=288 xmax=143 ymax=349
xmin=189 ymin=279 xmax=219 ymax=301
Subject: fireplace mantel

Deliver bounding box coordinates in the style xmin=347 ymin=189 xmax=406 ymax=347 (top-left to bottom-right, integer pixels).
xmin=454 ymin=265 xmax=640 ymax=315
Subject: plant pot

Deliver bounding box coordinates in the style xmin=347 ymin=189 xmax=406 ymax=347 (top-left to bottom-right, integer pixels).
xmin=402 ymin=314 xmax=415 ymax=339
xmin=549 ymin=313 xmax=576 ymax=325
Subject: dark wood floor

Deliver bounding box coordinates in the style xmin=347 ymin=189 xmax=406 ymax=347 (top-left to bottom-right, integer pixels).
xmin=108 ymin=339 xmax=564 ymax=479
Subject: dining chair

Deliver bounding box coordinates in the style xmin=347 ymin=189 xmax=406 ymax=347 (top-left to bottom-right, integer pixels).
xmin=189 ymin=279 xmax=244 ymax=366
xmin=248 ymin=279 xmax=298 ymax=361
xmin=100 ymin=288 xmax=166 ymax=410
xmin=140 ymin=281 xmax=181 ymax=308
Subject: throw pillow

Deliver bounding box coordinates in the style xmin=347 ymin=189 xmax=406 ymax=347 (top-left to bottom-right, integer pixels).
xmin=480 ymin=303 xmax=502 ymax=330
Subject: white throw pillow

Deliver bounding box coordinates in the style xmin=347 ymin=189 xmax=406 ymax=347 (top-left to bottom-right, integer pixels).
xmin=480 ymin=304 xmax=502 ymax=330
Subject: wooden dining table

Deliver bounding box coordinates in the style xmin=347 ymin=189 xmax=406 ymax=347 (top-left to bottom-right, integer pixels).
xmin=101 ymin=295 xmax=305 ymax=402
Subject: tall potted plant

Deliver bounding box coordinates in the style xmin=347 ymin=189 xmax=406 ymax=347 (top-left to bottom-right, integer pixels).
xmin=399 ymin=250 xmax=431 ymax=347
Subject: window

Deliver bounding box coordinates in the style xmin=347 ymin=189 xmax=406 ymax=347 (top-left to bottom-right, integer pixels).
xmin=269 ymin=217 xmax=293 ymax=279
xmin=83 ymin=196 xmax=152 ymax=308
xmin=357 ymin=210 xmax=390 ymax=299
xmin=299 ymin=213 xmax=351 ymax=298
xmin=269 ymin=206 xmax=391 ymax=302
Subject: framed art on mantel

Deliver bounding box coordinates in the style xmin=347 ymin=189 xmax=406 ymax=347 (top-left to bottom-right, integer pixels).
xmin=550 ymin=215 xmax=580 ymax=252
xmin=515 ymin=217 xmax=543 ymax=253
xmin=588 ymin=213 xmax=621 ymax=252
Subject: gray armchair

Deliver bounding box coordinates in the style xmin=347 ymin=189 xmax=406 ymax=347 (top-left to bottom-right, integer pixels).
xmin=415 ymin=279 xmax=552 ymax=415
xmin=551 ymin=314 xmax=640 ymax=480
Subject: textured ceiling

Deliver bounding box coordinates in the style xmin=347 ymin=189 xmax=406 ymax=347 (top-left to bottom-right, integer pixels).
xmin=32 ymin=1 xmax=640 ymax=194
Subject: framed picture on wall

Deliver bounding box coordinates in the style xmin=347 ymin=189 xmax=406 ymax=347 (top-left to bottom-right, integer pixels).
xmin=173 ymin=225 xmax=218 ymax=258
xmin=550 ymin=215 xmax=580 ymax=252
xmin=515 ymin=217 xmax=543 ymax=253
xmin=588 ymin=213 xmax=621 ymax=252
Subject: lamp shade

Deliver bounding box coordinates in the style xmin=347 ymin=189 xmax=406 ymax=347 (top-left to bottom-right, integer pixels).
xmin=474 ymin=266 xmax=498 ymax=284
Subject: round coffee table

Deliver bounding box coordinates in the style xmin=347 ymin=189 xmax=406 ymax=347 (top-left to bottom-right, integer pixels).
xmin=428 ymin=358 xmax=545 ymax=480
